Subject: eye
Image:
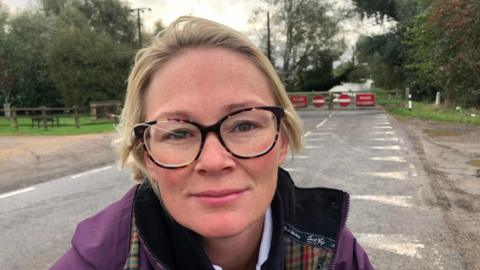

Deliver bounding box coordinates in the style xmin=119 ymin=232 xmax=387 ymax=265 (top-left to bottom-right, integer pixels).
xmin=232 ymin=121 xmax=258 ymax=132
xmin=165 ymin=129 xmax=193 ymax=140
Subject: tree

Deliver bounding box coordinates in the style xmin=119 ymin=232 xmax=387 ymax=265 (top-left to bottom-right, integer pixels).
xmin=0 ymin=4 xmax=13 ymax=106
xmin=153 ymin=19 xmax=165 ymax=35
xmin=252 ymin=0 xmax=344 ymax=90
xmin=402 ymin=2 xmax=439 ymax=100
xmin=355 ymin=33 xmax=406 ymax=91
xmin=72 ymin=0 xmax=136 ymax=45
xmin=1 ymin=10 xmax=61 ymax=107
xmin=351 ymin=0 xmax=397 ymax=20
xmin=46 ymin=4 xmax=135 ymax=106
xmin=0 ymin=2 xmax=7 ymax=29
xmin=0 ymin=58 xmax=15 ymax=106
xmin=427 ymin=0 xmax=480 ymax=107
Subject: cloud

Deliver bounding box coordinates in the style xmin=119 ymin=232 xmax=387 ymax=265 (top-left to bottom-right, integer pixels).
xmin=128 ymin=0 xmax=260 ymax=34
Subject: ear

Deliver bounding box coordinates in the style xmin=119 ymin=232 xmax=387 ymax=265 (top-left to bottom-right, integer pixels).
xmin=278 ymin=132 xmax=289 ymax=164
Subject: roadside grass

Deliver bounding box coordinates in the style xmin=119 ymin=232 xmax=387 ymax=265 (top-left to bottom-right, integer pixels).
xmin=0 ymin=115 xmax=117 ymax=136
xmin=372 ymin=88 xmax=480 ymax=125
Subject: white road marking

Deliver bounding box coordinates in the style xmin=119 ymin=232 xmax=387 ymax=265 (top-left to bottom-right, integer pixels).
xmin=373 ymin=131 xmax=395 ymax=135
xmin=374 ymin=126 xmax=393 ymax=129
xmin=363 ymin=171 xmax=408 ymax=180
xmin=371 ymin=156 xmax=406 ymax=162
xmin=316 ymin=119 xmax=328 ymax=128
xmin=308 ymin=132 xmax=330 ymax=136
xmin=371 ymin=137 xmax=399 ymax=141
xmin=351 ymin=195 xmax=413 ymax=207
xmin=71 ymin=165 xmax=112 ymax=179
xmin=371 ymin=145 xmax=402 ymax=150
xmin=409 ymin=163 xmax=419 ymax=176
xmin=287 ymin=155 xmax=310 ymax=159
xmin=304 ymin=131 xmax=312 ymax=137
xmin=284 ymin=167 xmax=305 ymax=172
xmin=305 ymin=145 xmax=323 ymax=149
xmin=356 ymin=233 xmax=424 ymax=258
xmin=305 ymin=138 xmax=326 ymax=141
xmin=0 ymin=187 xmax=35 ymax=199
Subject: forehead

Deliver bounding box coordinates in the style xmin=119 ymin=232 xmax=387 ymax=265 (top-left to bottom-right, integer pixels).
xmin=144 ymin=47 xmax=275 ymax=121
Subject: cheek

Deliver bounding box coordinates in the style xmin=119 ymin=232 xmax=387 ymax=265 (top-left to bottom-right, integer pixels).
xmin=244 ymin=142 xmax=284 ymax=181
xmin=144 ymin=156 xmax=185 ymax=194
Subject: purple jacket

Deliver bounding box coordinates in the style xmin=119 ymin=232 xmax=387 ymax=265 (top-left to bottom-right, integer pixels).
xmin=51 ymin=168 xmax=374 ymax=269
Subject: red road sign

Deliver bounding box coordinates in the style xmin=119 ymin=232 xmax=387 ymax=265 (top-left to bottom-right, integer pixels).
xmin=356 ymin=93 xmax=376 ymax=106
xmin=289 ymin=95 xmax=308 ymax=107
xmin=337 ymin=93 xmax=351 ymax=107
xmin=312 ymin=95 xmax=325 ymax=108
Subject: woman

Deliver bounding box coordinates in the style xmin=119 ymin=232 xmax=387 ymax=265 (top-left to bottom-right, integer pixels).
xmin=52 ymin=16 xmax=373 ymax=270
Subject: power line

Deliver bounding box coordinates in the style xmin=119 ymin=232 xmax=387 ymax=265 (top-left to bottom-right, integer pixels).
xmin=130 ymin=7 xmax=151 ymax=48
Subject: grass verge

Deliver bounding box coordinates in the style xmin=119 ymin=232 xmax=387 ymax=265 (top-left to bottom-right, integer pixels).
xmin=372 ymin=88 xmax=480 ymax=125
xmin=0 ymin=115 xmax=116 ymax=136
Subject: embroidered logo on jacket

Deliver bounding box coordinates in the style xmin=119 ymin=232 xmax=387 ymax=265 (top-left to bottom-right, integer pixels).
xmin=284 ymin=224 xmax=336 ymax=250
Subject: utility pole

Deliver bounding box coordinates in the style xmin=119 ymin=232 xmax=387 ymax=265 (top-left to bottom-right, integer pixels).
xmin=267 ymin=11 xmax=272 ymax=62
xmin=131 ymin=8 xmax=151 ymax=48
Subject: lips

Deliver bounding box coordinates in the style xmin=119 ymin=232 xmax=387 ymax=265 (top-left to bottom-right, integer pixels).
xmin=191 ymin=188 xmax=247 ymax=206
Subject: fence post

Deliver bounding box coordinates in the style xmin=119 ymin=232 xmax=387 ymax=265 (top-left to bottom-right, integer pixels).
xmin=114 ymin=103 xmax=120 ymax=125
xmin=41 ymin=106 xmax=48 ymax=130
xmin=12 ymin=107 xmax=18 ymax=130
xmin=73 ymin=105 xmax=80 ymax=128
xmin=435 ymin=92 xmax=441 ymax=106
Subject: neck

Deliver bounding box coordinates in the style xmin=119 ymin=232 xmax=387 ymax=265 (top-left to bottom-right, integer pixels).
xmin=201 ymin=216 xmax=264 ymax=270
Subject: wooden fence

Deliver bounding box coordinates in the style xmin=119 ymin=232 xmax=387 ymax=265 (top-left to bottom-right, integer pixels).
xmin=7 ymin=106 xmax=80 ymax=130
xmin=1 ymin=103 xmax=121 ymax=130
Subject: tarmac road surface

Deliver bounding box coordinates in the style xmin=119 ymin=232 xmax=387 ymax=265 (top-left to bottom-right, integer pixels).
xmin=0 ymin=109 xmax=464 ymax=269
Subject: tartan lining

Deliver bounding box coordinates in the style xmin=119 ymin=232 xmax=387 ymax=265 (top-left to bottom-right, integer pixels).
xmin=284 ymin=236 xmax=333 ymax=270
xmin=123 ymin=215 xmax=334 ymax=270
xmin=124 ymin=214 xmax=140 ymax=270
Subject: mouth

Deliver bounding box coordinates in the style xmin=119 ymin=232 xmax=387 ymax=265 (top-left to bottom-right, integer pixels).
xmin=191 ymin=189 xmax=248 ymax=206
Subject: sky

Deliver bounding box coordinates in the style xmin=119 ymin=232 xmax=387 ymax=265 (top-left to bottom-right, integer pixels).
xmin=2 ymin=0 xmax=261 ymax=32
xmin=1 ymin=0 xmax=395 ymax=63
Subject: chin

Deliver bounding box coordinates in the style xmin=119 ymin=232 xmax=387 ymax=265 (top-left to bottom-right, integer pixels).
xmin=190 ymin=213 xmax=253 ymax=239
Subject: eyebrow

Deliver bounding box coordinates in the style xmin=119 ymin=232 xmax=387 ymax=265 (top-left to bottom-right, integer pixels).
xmin=152 ymin=111 xmax=191 ymax=121
xmin=152 ymin=101 xmax=269 ymax=121
xmin=224 ymin=101 xmax=268 ymax=113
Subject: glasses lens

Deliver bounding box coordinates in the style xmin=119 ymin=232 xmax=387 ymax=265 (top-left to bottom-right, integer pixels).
xmin=144 ymin=121 xmax=201 ymax=167
xmin=221 ymin=109 xmax=279 ymax=157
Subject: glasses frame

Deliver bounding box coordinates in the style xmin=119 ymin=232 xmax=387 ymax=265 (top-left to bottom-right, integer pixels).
xmin=133 ymin=106 xmax=285 ymax=169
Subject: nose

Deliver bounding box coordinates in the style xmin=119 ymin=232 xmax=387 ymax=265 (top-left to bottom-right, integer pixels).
xmin=194 ymin=133 xmax=235 ymax=174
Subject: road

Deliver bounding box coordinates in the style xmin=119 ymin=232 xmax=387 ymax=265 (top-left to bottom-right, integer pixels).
xmin=0 ymin=109 xmax=464 ymax=269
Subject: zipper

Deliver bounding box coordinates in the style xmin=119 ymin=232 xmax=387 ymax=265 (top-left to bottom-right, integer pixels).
xmin=328 ymin=192 xmax=350 ymax=270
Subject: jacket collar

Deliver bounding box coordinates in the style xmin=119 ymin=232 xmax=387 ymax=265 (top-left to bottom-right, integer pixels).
xmin=133 ymin=167 xmax=348 ymax=270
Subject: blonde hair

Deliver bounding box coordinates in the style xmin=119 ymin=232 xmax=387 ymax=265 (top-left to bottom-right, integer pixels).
xmin=114 ymin=16 xmax=303 ymax=182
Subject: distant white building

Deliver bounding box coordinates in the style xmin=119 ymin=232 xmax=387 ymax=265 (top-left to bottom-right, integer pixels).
xmin=328 ymin=80 xmax=373 ymax=93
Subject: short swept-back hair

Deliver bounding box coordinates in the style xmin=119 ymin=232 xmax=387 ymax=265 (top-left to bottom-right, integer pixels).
xmin=114 ymin=16 xmax=303 ymax=182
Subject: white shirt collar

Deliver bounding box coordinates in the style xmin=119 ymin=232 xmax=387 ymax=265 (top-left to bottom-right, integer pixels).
xmin=212 ymin=207 xmax=272 ymax=270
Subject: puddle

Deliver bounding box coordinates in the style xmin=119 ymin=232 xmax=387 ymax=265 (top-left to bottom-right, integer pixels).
xmin=423 ymin=129 xmax=462 ymax=137
xmin=467 ymin=160 xmax=480 ymax=167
